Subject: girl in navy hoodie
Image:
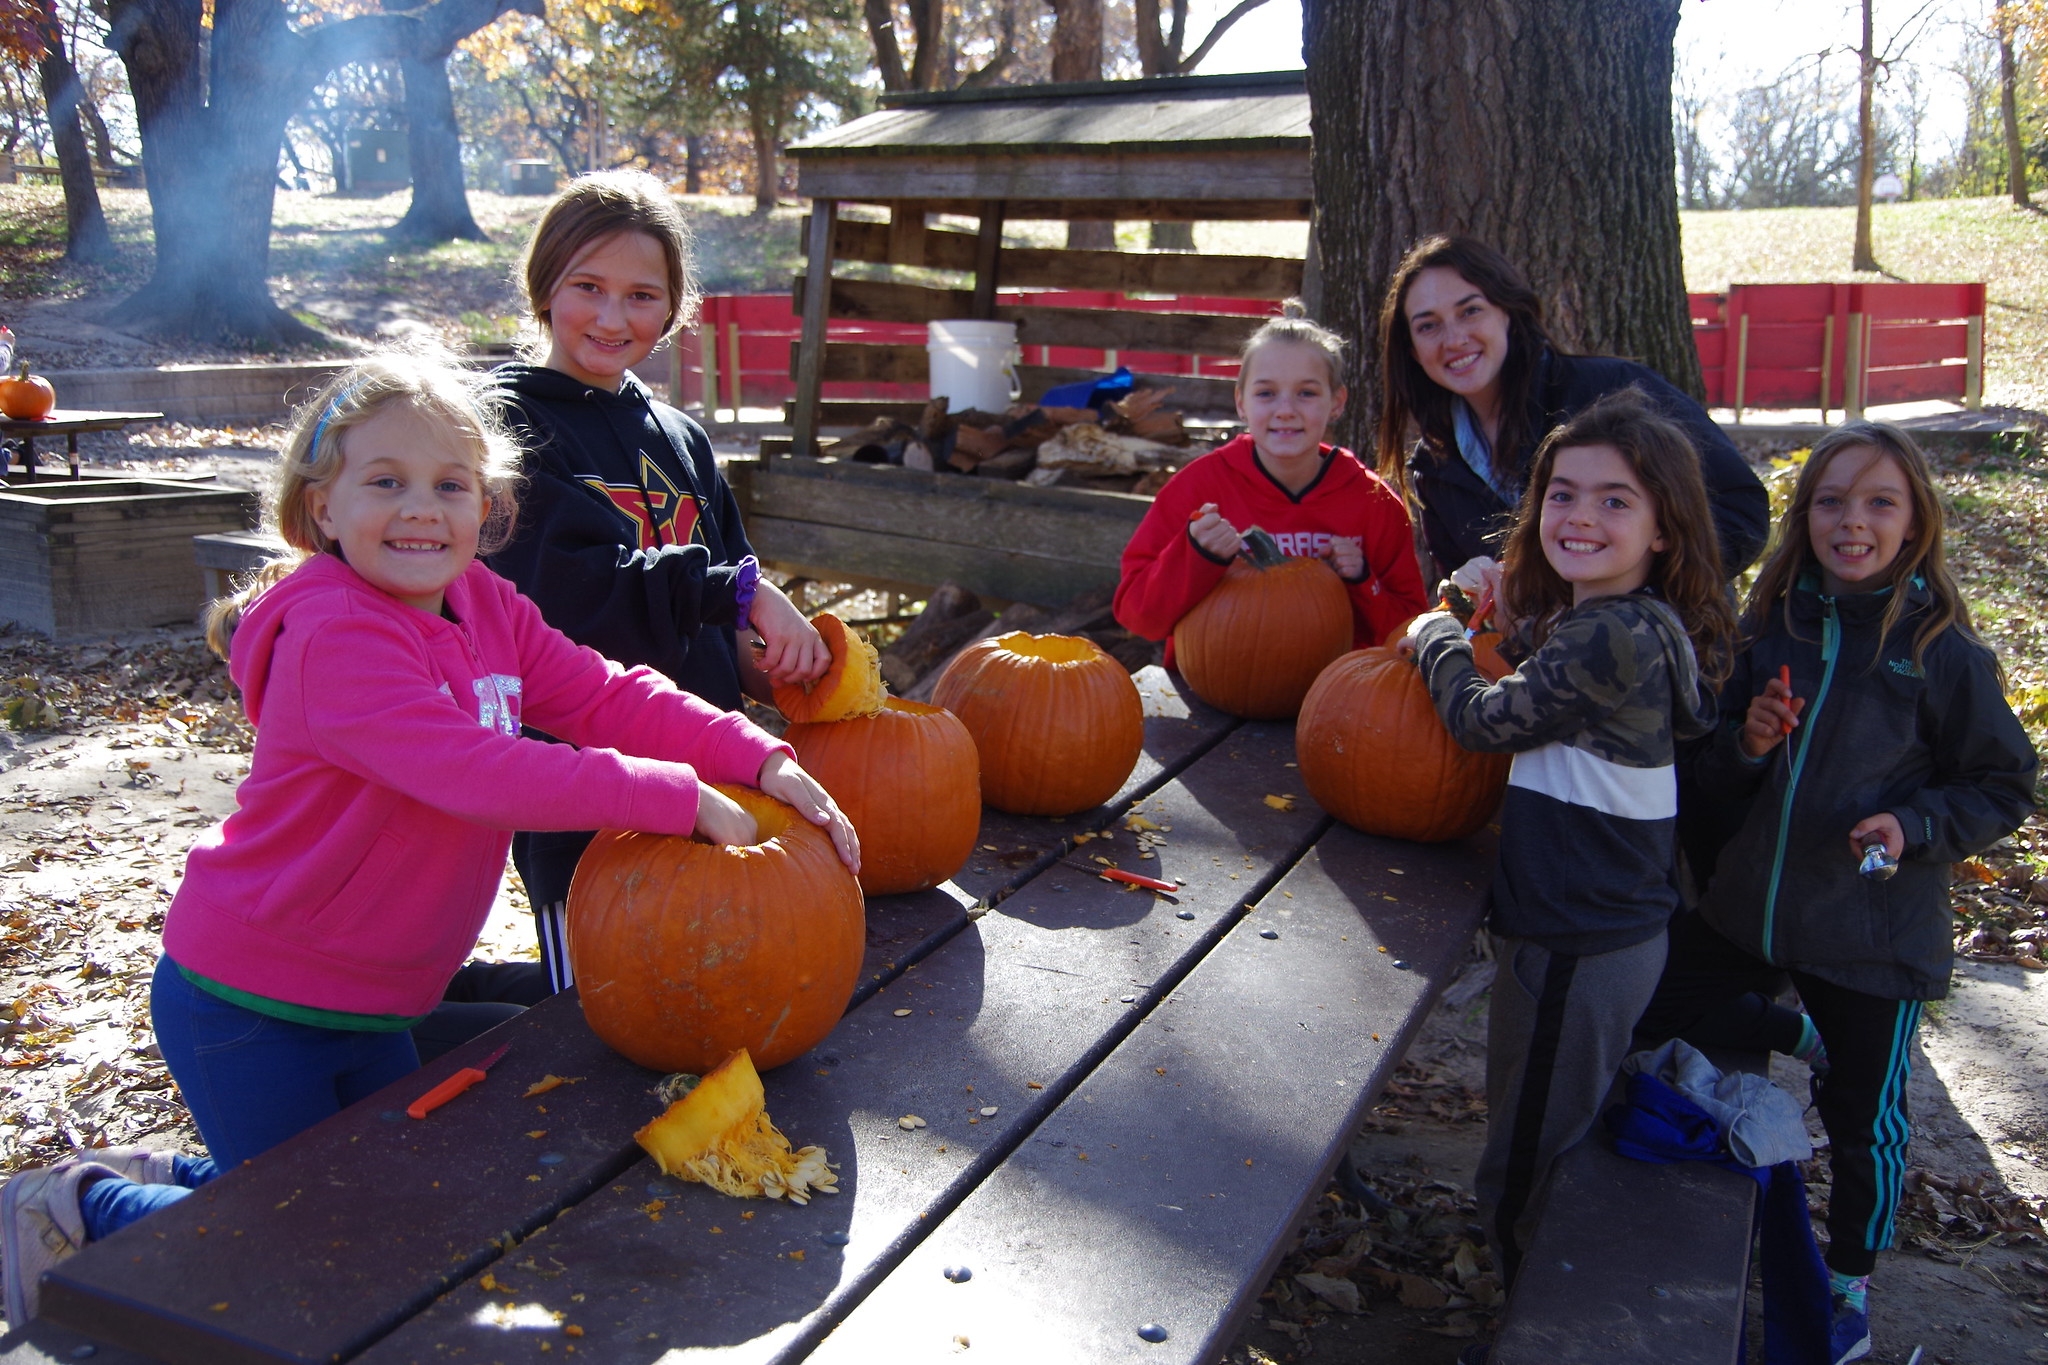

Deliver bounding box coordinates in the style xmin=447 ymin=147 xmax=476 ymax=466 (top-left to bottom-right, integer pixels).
xmin=487 ymin=171 xmax=828 ymax=993
xmin=1640 ymin=421 xmax=2036 ymax=1365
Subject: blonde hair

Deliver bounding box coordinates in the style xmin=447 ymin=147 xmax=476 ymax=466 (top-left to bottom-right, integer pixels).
xmin=521 ymin=170 xmax=701 ymax=351
xmin=1237 ymin=299 xmax=1347 ymax=393
xmin=205 ymin=351 xmax=522 ymax=657
xmin=1741 ymin=420 xmax=1991 ymax=679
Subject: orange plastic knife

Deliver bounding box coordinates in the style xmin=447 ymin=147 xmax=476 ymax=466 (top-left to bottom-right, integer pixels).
xmin=407 ymin=1042 xmax=510 ymax=1120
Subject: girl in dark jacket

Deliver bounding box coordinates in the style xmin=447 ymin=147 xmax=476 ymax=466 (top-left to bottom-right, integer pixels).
xmin=1638 ymin=421 xmax=2037 ymax=1365
xmin=1375 ymin=235 xmax=1769 ymax=591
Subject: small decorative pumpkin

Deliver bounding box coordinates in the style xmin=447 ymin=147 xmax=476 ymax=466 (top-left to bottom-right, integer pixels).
xmin=786 ymin=697 xmax=980 ymax=895
xmin=0 ymin=362 xmax=55 ymax=421
xmin=772 ymin=612 xmax=886 ymax=723
xmin=932 ymin=631 xmax=1143 ymax=816
xmin=1296 ymin=647 xmax=1510 ymax=843
xmin=568 ymin=786 xmax=865 ymax=1073
xmin=1172 ymin=528 xmax=1353 ymax=719
xmin=636 ymin=1048 xmax=838 ymax=1203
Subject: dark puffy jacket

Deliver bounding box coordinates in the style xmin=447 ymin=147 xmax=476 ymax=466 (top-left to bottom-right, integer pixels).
xmin=1692 ymin=576 xmax=2038 ymax=1000
xmin=1406 ymin=349 xmax=1770 ymax=582
xmin=485 ymin=362 xmax=751 ymax=712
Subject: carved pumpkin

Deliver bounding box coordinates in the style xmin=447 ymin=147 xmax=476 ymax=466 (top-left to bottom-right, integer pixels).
xmin=0 ymin=362 xmax=55 ymax=421
xmin=568 ymin=786 xmax=865 ymax=1073
xmin=932 ymin=631 xmax=1143 ymax=816
xmin=1296 ymin=647 xmax=1510 ymax=843
xmin=772 ymin=613 xmax=886 ymax=723
xmin=1172 ymin=528 xmax=1353 ymax=719
xmin=786 ymin=698 xmax=980 ymax=895
xmin=636 ymin=1049 xmax=839 ymax=1203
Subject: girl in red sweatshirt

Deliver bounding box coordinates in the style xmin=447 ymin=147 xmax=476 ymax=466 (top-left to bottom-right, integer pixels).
xmin=1114 ymin=305 xmax=1427 ymax=659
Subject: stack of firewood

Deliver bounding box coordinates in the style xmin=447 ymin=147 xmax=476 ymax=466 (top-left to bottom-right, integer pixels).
xmin=877 ymin=582 xmax=1159 ymax=698
xmin=833 ymin=389 xmax=1215 ymax=496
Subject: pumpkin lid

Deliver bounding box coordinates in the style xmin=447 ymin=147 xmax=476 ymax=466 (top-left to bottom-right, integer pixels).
xmin=773 ymin=613 xmax=887 ymax=723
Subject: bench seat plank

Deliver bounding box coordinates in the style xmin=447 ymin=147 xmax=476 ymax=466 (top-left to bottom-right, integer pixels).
xmin=809 ymin=822 xmax=1493 ymax=1363
xmin=1489 ymin=1135 xmax=1756 ymax=1365
xmin=353 ymin=724 xmax=1321 ymax=1364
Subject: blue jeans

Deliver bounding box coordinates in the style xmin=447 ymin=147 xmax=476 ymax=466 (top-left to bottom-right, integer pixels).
xmin=81 ymin=958 xmax=424 ymax=1243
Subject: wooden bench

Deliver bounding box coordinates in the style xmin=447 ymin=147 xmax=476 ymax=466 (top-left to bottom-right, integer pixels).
xmin=8 ymin=668 xmax=1493 ymax=1365
xmin=1490 ymin=1050 xmax=1774 ymax=1365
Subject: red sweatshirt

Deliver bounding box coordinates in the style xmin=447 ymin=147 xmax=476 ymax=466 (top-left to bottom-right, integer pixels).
xmin=1114 ymin=435 xmax=1428 ymax=662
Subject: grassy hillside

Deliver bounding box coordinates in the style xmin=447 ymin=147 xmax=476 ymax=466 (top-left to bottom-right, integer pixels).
xmin=1680 ymin=196 xmax=2048 ymax=412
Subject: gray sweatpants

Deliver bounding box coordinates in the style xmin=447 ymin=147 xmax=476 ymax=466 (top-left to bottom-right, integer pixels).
xmin=1476 ymin=931 xmax=1668 ymax=1286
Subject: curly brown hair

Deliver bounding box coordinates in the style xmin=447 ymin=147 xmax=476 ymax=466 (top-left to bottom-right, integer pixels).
xmin=1500 ymin=387 xmax=1737 ymax=687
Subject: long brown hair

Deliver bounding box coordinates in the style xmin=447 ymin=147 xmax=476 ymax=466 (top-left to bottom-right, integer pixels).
xmin=1500 ymin=387 xmax=1737 ymax=687
xmin=1376 ymin=235 xmax=1555 ymax=497
xmin=1741 ymin=421 xmax=1989 ymax=677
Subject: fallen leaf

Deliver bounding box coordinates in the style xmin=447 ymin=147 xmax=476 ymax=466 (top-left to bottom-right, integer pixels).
xmin=1263 ymin=794 xmax=1295 ymax=812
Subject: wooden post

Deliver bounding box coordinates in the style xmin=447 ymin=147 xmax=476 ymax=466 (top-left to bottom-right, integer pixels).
xmin=1732 ymin=315 xmax=1749 ymax=424
xmin=1845 ymin=312 xmax=1867 ymax=420
xmin=699 ymin=320 xmax=719 ymax=419
xmin=889 ymin=206 xmax=928 ymax=267
xmin=1819 ymin=315 xmax=1834 ymax=423
xmin=791 ymin=199 xmax=838 ymax=457
xmin=726 ymin=322 xmax=744 ymax=414
xmin=1965 ymin=315 xmax=1983 ymax=411
xmin=971 ymin=200 xmax=1005 ymax=320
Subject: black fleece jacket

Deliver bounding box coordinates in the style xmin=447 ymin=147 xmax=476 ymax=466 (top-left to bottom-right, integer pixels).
xmin=1692 ymin=576 xmax=2038 ymax=1000
xmin=486 ymin=362 xmax=751 ymax=713
xmin=1406 ymin=348 xmax=1770 ymax=583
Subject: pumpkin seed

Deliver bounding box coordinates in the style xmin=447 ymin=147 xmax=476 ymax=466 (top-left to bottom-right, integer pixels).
xmin=979 ymin=1106 xmax=998 ymax=1116
xmin=898 ymin=1115 xmax=927 ymax=1130
xmin=893 ymin=1009 xmax=913 ymax=1017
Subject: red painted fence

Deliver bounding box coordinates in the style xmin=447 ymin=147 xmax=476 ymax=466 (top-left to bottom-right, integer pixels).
xmin=672 ymin=283 xmax=1984 ymax=419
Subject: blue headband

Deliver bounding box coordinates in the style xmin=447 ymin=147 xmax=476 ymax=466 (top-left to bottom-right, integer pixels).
xmin=309 ymin=382 xmax=363 ymax=455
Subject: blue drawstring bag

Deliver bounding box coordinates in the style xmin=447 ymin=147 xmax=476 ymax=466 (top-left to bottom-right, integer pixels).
xmin=1038 ymin=366 xmax=1134 ymax=412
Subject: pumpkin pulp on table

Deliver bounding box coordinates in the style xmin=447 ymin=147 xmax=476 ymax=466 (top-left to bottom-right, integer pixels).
xmin=636 ymin=1048 xmax=837 ymax=1203
xmin=1172 ymin=526 xmax=1353 ymax=720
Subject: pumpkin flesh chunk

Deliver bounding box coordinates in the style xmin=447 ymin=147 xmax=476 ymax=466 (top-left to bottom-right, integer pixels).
xmin=773 ymin=614 xmax=887 ymax=723
xmin=635 ymin=1049 xmax=838 ymax=1204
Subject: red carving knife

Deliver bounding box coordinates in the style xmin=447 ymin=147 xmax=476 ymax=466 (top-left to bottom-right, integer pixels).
xmin=407 ymin=1042 xmax=510 ymax=1120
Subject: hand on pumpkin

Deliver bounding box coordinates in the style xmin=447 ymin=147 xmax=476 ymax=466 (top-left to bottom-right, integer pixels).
xmin=1737 ymin=674 xmax=1805 ymax=759
xmin=757 ymin=751 xmax=862 ymax=875
xmin=1188 ymin=503 xmax=1246 ymax=561
xmin=748 ymin=583 xmax=830 ymax=685
xmin=1451 ymin=556 xmax=1505 ymax=630
xmin=692 ymin=782 xmax=760 ymax=847
xmin=1322 ymin=535 xmax=1364 ymax=582
xmin=1394 ymin=610 xmax=1460 ymax=661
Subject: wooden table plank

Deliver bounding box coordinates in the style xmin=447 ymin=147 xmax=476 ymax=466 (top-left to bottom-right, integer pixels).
xmin=809 ymin=822 xmax=1493 ymax=1363
xmin=353 ymin=723 xmax=1322 ymax=1365
xmin=39 ymin=999 xmax=669 ymax=1365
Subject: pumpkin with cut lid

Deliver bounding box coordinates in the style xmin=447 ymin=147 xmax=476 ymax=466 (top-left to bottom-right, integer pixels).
xmin=1172 ymin=527 xmax=1353 ymax=720
xmin=932 ymin=631 xmax=1143 ymax=817
xmin=567 ymin=787 xmax=864 ymax=1073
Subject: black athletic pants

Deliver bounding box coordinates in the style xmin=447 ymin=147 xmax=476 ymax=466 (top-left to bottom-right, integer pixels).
xmin=1636 ymin=911 xmax=1924 ymax=1278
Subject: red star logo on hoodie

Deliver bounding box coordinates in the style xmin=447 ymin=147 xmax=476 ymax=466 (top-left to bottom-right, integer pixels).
xmin=581 ymin=456 xmax=701 ymax=550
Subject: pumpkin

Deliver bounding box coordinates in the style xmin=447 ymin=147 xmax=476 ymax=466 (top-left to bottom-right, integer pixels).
xmin=1172 ymin=528 xmax=1353 ymax=719
xmin=931 ymin=631 xmax=1143 ymax=816
xmin=567 ymin=785 xmax=865 ymax=1073
xmin=1296 ymin=647 xmax=1510 ymax=843
xmin=636 ymin=1048 xmax=838 ymax=1203
xmin=772 ymin=612 xmax=886 ymax=723
xmin=786 ymin=697 xmax=980 ymax=895
xmin=0 ymin=362 xmax=55 ymax=421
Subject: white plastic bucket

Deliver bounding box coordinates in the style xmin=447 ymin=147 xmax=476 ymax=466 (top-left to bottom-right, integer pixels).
xmin=927 ymin=320 xmax=1021 ymax=413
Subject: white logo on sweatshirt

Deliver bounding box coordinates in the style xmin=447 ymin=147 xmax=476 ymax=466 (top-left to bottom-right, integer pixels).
xmin=473 ymin=674 xmax=523 ymax=735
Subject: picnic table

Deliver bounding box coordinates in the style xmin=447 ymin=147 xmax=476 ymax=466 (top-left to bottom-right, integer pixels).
xmin=7 ymin=666 xmax=1494 ymax=1365
xmin=0 ymin=410 xmax=167 ymax=482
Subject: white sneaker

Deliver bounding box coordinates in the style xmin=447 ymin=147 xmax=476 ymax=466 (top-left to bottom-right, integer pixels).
xmin=2 ymin=1158 xmax=119 ymax=1324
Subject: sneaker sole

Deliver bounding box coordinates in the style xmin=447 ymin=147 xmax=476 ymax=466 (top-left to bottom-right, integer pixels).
xmin=1831 ymin=1331 xmax=1871 ymax=1365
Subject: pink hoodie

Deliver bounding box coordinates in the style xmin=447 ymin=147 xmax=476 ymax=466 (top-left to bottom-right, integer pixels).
xmin=163 ymin=554 xmax=789 ymax=1017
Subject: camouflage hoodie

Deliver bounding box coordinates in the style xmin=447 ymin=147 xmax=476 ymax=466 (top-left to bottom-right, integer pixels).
xmin=1413 ymin=591 xmax=1716 ymax=955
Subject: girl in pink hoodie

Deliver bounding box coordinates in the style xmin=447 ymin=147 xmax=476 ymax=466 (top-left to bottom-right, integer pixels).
xmin=1 ymin=354 xmax=858 ymax=1322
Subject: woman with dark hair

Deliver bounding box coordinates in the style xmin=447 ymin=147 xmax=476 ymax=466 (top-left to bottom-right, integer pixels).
xmin=1377 ymin=235 xmax=1768 ymax=591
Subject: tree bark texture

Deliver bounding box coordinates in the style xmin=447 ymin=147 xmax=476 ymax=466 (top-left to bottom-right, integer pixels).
xmin=1997 ymin=0 xmax=2030 ymax=207
xmin=35 ymin=6 xmax=115 ymax=264
xmin=1852 ymin=0 xmax=1878 ymax=271
xmin=105 ymin=0 xmax=537 ymax=343
xmin=1048 ymin=0 xmax=1113 ymax=250
xmin=394 ymin=53 xmax=487 ymax=242
xmin=1303 ymin=0 xmax=1703 ymax=446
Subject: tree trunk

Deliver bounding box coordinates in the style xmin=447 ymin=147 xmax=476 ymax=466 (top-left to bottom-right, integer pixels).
xmin=748 ymin=98 xmax=779 ymax=212
xmin=1998 ymin=0 xmax=2030 ymax=208
xmin=1148 ymin=221 xmax=1195 ymax=250
xmin=35 ymin=11 xmax=116 ymax=264
xmin=393 ymin=51 xmax=487 ymax=243
xmin=1303 ymin=0 xmax=1703 ymax=447
xmin=684 ymin=132 xmax=704 ymax=194
xmin=1048 ymin=0 xmax=1111 ymax=250
xmin=1851 ymin=0 xmax=1878 ymax=271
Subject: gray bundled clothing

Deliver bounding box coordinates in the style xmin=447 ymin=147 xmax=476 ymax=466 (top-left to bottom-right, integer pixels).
xmin=1621 ymin=1039 xmax=1813 ymax=1168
